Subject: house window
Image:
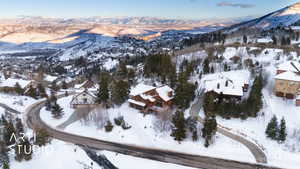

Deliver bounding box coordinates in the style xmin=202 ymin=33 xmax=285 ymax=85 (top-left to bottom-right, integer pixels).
xmin=83 ymin=98 xmax=88 ymax=104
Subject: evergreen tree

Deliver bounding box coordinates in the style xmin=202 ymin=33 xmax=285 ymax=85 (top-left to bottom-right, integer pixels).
xmin=15 ymin=118 xmax=24 ymax=137
xmin=2 ymin=162 xmax=9 ymax=169
xmin=246 ymin=74 xmax=263 ymax=116
xmin=202 ymin=116 xmax=217 ymax=147
xmin=265 ymin=115 xmax=279 ymax=140
xmin=34 ymin=129 xmax=51 ymax=147
xmin=0 ymin=141 xmax=9 ymax=167
xmin=4 ymin=120 xmax=16 ymax=146
xmin=243 ymin=35 xmax=248 ymax=44
xmin=37 ymin=83 xmax=47 ymax=98
xmin=25 ymin=85 xmax=38 ymax=99
xmin=105 ymin=121 xmax=114 ymax=132
xmin=203 ymin=58 xmax=210 ymax=74
xmin=50 ymin=81 xmax=59 ymax=92
xmin=170 ymin=111 xmax=186 ymax=142
xmin=61 ymin=81 xmax=68 ymax=89
xmin=278 ymin=118 xmax=287 ymax=143
xmin=96 ymin=72 xmax=110 ymax=104
xmin=111 ymin=80 xmax=129 ymax=105
xmin=14 ymin=137 xmax=33 ymax=162
xmin=14 ymin=83 xmax=24 ymax=95
xmin=51 ymin=104 xmax=63 ymax=119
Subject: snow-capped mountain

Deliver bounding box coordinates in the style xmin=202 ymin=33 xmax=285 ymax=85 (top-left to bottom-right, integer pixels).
xmin=226 ymin=2 xmax=300 ymax=31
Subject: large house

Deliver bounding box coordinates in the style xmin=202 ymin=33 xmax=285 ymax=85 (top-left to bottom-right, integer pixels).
xmin=203 ymin=71 xmax=250 ymax=100
xmin=128 ymin=84 xmax=174 ymax=113
xmin=70 ymin=90 xmax=97 ymax=108
xmin=274 ymin=61 xmax=300 ymax=101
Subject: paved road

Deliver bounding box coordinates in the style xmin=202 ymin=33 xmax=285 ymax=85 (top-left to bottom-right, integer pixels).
xmin=189 ymin=92 xmax=267 ymax=164
xmin=24 ymin=96 xmax=279 ymax=169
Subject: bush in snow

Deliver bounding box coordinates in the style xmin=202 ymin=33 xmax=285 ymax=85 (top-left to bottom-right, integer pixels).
xmin=105 ymin=121 xmax=114 ymax=132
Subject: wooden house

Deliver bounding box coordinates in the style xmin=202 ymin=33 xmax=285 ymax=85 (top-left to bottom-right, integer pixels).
xmin=274 ymin=71 xmax=300 ymax=99
xmin=128 ymin=84 xmax=174 ymax=113
xmin=70 ymin=90 xmax=97 ymax=108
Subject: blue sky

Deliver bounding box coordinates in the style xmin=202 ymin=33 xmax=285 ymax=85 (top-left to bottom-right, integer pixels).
xmin=0 ymin=0 xmax=299 ymax=19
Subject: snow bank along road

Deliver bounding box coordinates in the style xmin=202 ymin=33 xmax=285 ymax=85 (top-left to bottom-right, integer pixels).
xmin=23 ymin=96 xmax=279 ymax=169
xmin=190 ymin=94 xmax=267 ymax=164
xmin=0 ymin=103 xmax=21 ymax=114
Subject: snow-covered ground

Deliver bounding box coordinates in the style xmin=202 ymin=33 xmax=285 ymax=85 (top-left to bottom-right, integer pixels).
xmin=0 ymin=93 xmax=36 ymax=113
xmin=40 ymin=99 xmax=254 ymax=163
xmin=40 ymin=95 xmax=75 ymax=127
xmin=195 ymin=46 xmax=300 ymax=169
xmin=10 ymin=139 xmax=198 ymax=169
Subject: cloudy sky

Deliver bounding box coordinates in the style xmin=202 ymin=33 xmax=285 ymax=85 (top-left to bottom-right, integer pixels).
xmin=0 ymin=0 xmax=299 ymax=19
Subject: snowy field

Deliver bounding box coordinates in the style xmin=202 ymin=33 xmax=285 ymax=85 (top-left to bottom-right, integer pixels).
xmin=0 ymin=93 xmax=36 ymax=113
xmin=40 ymin=99 xmax=255 ymax=163
xmin=10 ymin=139 xmax=198 ymax=169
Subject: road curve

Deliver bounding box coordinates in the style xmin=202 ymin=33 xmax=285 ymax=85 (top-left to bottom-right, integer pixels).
xmin=0 ymin=103 xmax=21 ymax=114
xmin=190 ymin=94 xmax=267 ymax=163
xmin=23 ymin=96 xmax=279 ymax=169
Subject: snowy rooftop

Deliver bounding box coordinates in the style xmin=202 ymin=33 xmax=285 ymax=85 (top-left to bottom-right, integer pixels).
xmin=278 ymin=61 xmax=300 ymax=73
xmin=203 ymin=70 xmax=250 ymax=97
xmin=0 ymin=78 xmax=31 ymax=88
xmin=275 ymin=71 xmax=300 ymax=82
xmin=129 ymin=84 xmax=156 ymax=96
xmin=128 ymin=99 xmax=146 ymax=107
xmin=156 ymin=85 xmax=174 ymax=102
xmin=205 ymin=78 xmax=244 ymax=97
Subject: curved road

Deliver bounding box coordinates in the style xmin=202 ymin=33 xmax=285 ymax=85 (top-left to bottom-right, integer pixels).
xmin=22 ymin=96 xmax=279 ymax=169
xmin=190 ymin=92 xmax=267 ymax=164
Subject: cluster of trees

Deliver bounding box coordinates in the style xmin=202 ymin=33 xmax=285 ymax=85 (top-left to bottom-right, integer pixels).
xmin=202 ymin=92 xmax=218 ymax=147
xmin=96 ymin=72 xmax=130 ymax=106
xmin=45 ymin=93 xmax=64 ymax=119
xmin=174 ymin=70 xmax=196 ymax=110
xmin=144 ymin=54 xmax=176 ymax=87
xmin=25 ymin=83 xmax=47 ymax=99
xmin=265 ymin=115 xmax=287 ymax=143
xmin=183 ymin=31 xmax=226 ymax=46
xmin=214 ymin=74 xmax=264 ymax=119
xmin=170 ymin=111 xmax=199 ymax=142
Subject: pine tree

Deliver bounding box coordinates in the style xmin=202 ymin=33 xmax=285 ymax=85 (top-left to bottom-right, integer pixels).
xmin=34 ymin=129 xmax=51 ymax=147
xmin=96 ymin=73 xmax=110 ymax=104
xmin=203 ymin=58 xmax=210 ymax=74
xmin=104 ymin=121 xmax=114 ymax=132
xmin=37 ymin=83 xmax=47 ymax=98
xmin=61 ymin=81 xmax=68 ymax=89
xmin=278 ymin=118 xmax=287 ymax=143
xmin=51 ymin=103 xmax=63 ymax=119
xmin=265 ymin=115 xmax=279 ymax=140
xmin=14 ymin=82 xmax=24 ymax=95
xmin=243 ymin=35 xmax=248 ymax=44
xmin=170 ymin=111 xmax=186 ymax=142
xmin=2 ymin=162 xmax=9 ymax=169
xmin=202 ymin=116 xmax=217 ymax=147
xmin=15 ymin=118 xmax=24 ymax=137
xmin=4 ymin=120 xmax=16 ymax=146
xmin=0 ymin=141 xmax=9 ymax=167
xmin=14 ymin=137 xmax=33 ymax=162
xmin=25 ymin=85 xmax=38 ymax=99
xmin=111 ymin=80 xmax=129 ymax=105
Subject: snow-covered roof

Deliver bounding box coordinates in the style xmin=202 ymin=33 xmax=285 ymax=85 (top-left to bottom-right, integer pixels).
xmin=156 ymin=86 xmax=174 ymax=102
xmin=205 ymin=78 xmax=244 ymax=97
xmin=275 ymin=71 xmax=300 ymax=82
xmin=278 ymin=61 xmax=300 ymax=73
xmin=129 ymin=84 xmax=156 ymax=96
xmin=140 ymin=94 xmax=156 ymax=102
xmin=0 ymin=78 xmax=31 ymax=88
xmin=128 ymin=99 xmax=146 ymax=107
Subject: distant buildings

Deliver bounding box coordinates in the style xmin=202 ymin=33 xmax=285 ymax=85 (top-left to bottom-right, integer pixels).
xmin=128 ymin=83 xmax=174 ymax=113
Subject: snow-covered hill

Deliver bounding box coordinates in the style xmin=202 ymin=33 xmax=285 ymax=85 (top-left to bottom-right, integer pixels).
xmin=226 ymin=2 xmax=300 ymax=31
